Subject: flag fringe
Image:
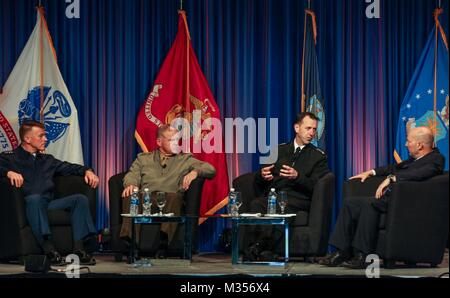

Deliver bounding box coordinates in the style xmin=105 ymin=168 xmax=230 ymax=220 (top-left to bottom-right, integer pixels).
xmin=434 ymin=8 xmax=448 ymax=51
xmin=198 ymin=197 xmax=228 ymax=225
xmin=134 ymin=130 xmax=149 ymax=153
xmin=393 ymin=150 xmax=402 ymax=164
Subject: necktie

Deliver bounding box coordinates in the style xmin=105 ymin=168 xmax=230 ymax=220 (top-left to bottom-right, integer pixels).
xmin=291 ymin=147 xmax=301 ymax=166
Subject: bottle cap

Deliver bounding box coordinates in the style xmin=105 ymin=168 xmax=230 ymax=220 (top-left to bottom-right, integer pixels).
xmin=270 ymin=188 xmax=275 ymax=192
xmin=230 ymin=188 xmax=235 ymax=192
xmin=133 ymin=187 xmax=139 ymax=192
xmin=144 ymin=188 xmax=149 ymax=192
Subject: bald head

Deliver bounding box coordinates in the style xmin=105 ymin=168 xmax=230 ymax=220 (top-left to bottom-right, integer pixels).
xmin=406 ymin=126 xmax=434 ymax=158
xmin=410 ymin=127 xmax=434 ymax=147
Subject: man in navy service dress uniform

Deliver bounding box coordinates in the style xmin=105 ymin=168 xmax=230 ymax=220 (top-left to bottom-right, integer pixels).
xmin=320 ymin=126 xmax=445 ymax=269
xmin=245 ymin=112 xmax=330 ymax=261
xmin=0 ymin=120 xmax=99 ymax=265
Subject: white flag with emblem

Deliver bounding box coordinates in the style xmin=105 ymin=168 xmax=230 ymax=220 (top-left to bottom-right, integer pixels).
xmin=0 ymin=8 xmax=83 ymax=164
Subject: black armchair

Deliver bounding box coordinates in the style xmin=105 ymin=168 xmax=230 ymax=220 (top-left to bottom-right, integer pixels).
xmin=0 ymin=176 xmax=96 ymax=261
xmin=108 ymin=172 xmax=205 ymax=259
xmin=343 ymin=173 xmax=449 ymax=266
xmin=232 ymin=172 xmax=335 ymax=258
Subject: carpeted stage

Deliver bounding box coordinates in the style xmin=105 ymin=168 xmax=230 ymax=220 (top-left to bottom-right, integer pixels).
xmin=0 ymin=251 xmax=448 ymax=279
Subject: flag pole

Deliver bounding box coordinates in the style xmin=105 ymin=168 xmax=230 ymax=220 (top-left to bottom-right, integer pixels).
xmin=432 ymin=8 xmax=442 ymax=147
xmin=180 ymin=0 xmax=183 ymax=10
xmin=301 ymin=2 xmax=308 ymax=112
xmin=38 ymin=6 xmax=45 ymax=124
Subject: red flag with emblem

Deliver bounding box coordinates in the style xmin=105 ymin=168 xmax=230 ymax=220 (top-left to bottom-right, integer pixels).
xmin=135 ymin=11 xmax=229 ymax=220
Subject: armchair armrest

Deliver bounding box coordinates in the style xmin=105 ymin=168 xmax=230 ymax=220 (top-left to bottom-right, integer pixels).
xmin=305 ymin=172 xmax=335 ymax=255
xmin=384 ymin=174 xmax=449 ymax=262
xmin=108 ymin=173 xmax=126 ymax=227
xmin=343 ymin=176 xmax=385 ymax=199
xmin=232 ymin=172 xmax=256 ymax=213
xmin=184 ymin=177 xmax=205 ymax=216
xmin=308 ymin=173 xmax=335 ymax=229
xmin=0 ymin=178 xmax=27 ymax=258
xmin=0 ymin=178 xmax=28 ymax=227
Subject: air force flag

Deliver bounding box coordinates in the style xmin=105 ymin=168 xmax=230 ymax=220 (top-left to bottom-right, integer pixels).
xmin=0 ymin=7 xmax=84 ymax=164
xmin=395 ymin=8 xmax=448 ymax=170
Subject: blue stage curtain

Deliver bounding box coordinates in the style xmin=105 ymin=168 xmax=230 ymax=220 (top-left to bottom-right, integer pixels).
xmin=1 ymin=0 xmax=448 ymax=252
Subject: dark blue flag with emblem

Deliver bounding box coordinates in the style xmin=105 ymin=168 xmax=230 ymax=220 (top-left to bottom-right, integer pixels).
xmin=395 ymin=8 xmax=449 ymax=170
xmin=301 ymin=8 xmax=326 ymax=149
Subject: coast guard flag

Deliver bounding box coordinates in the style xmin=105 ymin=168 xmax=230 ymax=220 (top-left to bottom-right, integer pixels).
xmin=301 ymin=9 xmax=326 ymax=149
xmin=135 ymin=11 xmax=229 ymax=220
xmin=0 ymin=7 xmax=84 ymax=164
xmin=394 ymin=8 xmax=448 ymax=170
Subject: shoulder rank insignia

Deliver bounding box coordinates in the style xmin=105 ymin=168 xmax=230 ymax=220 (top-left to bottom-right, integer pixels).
xmin=314 ymin=147 xmax=326 ymax=155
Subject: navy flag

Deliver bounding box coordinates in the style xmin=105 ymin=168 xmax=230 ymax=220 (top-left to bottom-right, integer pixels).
xmin=395 ymin=8 xmax=449 ymax=170
xmin=301 ymin=8 xmax=326 ymax=149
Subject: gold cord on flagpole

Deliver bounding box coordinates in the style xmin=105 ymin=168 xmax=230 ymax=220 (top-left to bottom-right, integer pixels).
xmin=301 ymin=8 xmax=307 ymax=112
xmin=39 ymin=8 xmax=45 ymax=124
xmin=433 ymin=8 xmax=439 ymax=147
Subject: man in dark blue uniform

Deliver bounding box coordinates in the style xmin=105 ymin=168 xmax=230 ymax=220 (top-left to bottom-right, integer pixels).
xmin=245 ymin=112 xmax=330 ymax=261
xmin=0 ymin=120 xmax=99 ymax=264
xmin=320 ymin=126 xmax=445 ymax=269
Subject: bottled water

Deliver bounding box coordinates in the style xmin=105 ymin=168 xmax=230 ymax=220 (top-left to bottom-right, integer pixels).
xmin=228 ymin=188 xmax=238 ymax=217
xmin=142 ymin=188 xmax=152 ymax=216
xmin=130 ymin=187 xmax=140 ymax=216
xmin=267 ymin=188 xmax=277 ymax=214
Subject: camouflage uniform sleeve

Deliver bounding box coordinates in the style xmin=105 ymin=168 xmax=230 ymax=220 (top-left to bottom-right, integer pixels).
xmin=184 ymin=155 xmax=216 ymax=179
xmin=123 ymin=155 xmax=143 ymax=188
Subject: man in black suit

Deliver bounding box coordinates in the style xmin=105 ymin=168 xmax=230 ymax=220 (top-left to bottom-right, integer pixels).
xmin=244 ymin=112 xmax=330 ymax=261
xmin=320 ymin=126 xmax=445 ymax=269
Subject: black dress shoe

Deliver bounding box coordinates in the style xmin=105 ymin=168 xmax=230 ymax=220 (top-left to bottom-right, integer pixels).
xmin=155 ymin=248 xmax=168 ymax=259
xmin=342 ymin=252 xmax=367 ymax=269
xmin=319 ymin=250 xmax=350 ymax=267
xmin=74 ymin=250 xmax=96 ymax=265
xmin=47 ymin=251 xmax=64 ymax=265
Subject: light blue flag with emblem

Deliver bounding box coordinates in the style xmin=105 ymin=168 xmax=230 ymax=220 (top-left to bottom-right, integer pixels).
xmin=302 ymin=8 xmax=326 ymax=149
xmin=394 ymin=9 xmax=449 ymax=170
xmin=0 ymin=8 xmax=84 ymax=164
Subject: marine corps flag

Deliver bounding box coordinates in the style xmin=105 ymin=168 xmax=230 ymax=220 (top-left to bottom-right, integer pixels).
xmin=394 ymin=8 xmax=449 ymax=170
xmin=301 ymin=8 xmax=326 ymax=149
xmin=0 ymin=7 xmax=84 ymax=164
xmin=135 ymin=11 xmax=229 ymax=219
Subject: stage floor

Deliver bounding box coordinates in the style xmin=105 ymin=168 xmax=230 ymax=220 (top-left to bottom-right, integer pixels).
xmin=0 ymin=250 xmax=448 ymax=278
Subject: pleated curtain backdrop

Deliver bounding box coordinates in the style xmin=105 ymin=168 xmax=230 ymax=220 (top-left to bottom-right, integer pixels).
xmin=1 ymin=0 xmax=448 ymax=251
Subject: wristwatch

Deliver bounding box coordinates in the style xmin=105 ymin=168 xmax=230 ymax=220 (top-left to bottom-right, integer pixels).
xmin=387 ymin=174 xmax=395 ymax=182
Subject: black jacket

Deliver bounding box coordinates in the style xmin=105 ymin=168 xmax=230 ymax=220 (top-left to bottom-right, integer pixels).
xmin=254 ymin=142 xmax=330 ymax=201
xmin=0 ymin=146 xmax=91 ymax=198
xmin=374 ymin=148 xmax=445 ymax=181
